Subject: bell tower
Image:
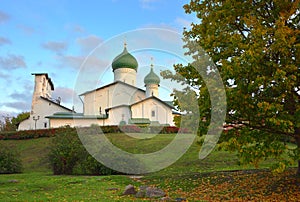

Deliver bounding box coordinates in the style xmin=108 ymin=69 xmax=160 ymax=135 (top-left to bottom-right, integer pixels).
xmin=31 ymin=73 xmax=54 ymax=113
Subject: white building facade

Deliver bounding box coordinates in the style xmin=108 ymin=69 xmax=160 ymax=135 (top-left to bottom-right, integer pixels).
xmin=18 ymin=73 xmax=73 ymax=130
xmin=18 ymin=45 xmax=175 ymax=130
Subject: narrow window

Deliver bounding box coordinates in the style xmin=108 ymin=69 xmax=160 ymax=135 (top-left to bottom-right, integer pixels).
xmin=44 ymin=122 xmax=47 ymax=128
xmin=151 ymin=110 xmax=155 ymax=117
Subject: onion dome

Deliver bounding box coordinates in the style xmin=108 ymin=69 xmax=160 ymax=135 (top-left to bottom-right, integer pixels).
xmin=112 ymin=46 xmax=138 ymax=71
xmin=144 ymin=66 xmax=160 ymax=85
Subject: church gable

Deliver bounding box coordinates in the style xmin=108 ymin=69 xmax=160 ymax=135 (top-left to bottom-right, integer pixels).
xmin=40 ymin=96 xmax=73 ymax=112
xmin=131 ymin=97 xmax=173 ymax=125
xmin=81 ymin=81 xmax=146 ymax=116
xmin=131 ymin=96 xmax=174 ymax=109
xmin=79 ymin=81 xmax=145 ymax=96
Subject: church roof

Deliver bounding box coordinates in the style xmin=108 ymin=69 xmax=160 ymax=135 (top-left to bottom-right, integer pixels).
xmin=105 ymin=104 xmax=130 ymax=112
xmin=111 ymin=46 xmax=138 ymax=71
xmin=131 ymin=96 xmax=174 ymax=109
xmin=144 ymin=67 xmax=160 ymax=85
xmin=46 ymin=112 xmax=107 ymax=119
xmin=79 ymin=81 xmax=145 ymax=96
xmin=40 ymin=96 xmax=73 ymax=112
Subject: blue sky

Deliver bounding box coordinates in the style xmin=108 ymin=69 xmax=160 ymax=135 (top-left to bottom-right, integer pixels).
xmin=0 ymin=0 xmax=195 ymax=117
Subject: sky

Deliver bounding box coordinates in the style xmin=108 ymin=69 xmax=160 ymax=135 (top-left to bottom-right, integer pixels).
xmin=0 ymin=0 xmax=196 ymax=118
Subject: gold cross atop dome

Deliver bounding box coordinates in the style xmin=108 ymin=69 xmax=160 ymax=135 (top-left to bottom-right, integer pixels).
xmin=150 ymin=57 xmax=154 ymax=68
xmin=124 ymin=36 xmax=127 ymax=48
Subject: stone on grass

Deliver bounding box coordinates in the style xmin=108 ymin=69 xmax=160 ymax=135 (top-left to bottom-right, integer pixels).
xmin=160 ymin=196 xmax=173 ymax=201
xmin=135 ymin=185 xmax=148 ymax=198
xmin=175 ymin=197 xmax=187 ymax=201
xmin=145 ymin=186 xmax=166 ymax=198
xmin=8 ymin=179 xmax=19 ymax=183
xmin=122 ymin=184 xmax=137 ymax=195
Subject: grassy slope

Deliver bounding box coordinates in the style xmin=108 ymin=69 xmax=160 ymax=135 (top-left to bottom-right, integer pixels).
xmin=2 ymin=137 xmax=53 ymax=172
xmin=0 ymin=133 xmax=299 ymax=201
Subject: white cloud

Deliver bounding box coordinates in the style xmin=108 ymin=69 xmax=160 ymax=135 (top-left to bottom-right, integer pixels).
xmin=0 ymin=54 xmax=27 ymax=70
xmin=76 ymin=35 xmax=103 ymax=54
xmin=65 ymin=24 xmax=85 ymax=34
xmin=51 ymin=86 xmax=83 ymax=112
xmin=17 ymin=24 xmax=36 ymax=35
xmin=1 ymin=101 xmax=30 ymax=112
xmin=0 ymin=72 xmax=9 ymax=79
xmin=0 ymin=11 xmax=10 ymax=24
xmin=56 ymin=54 xmax=108 ymax=70
xmin=174 ymin=17 xmax=192 ymax=29
xmin=72 ymin=24 xmax=85 ymax=33
xmin=0 ymin=37 xmax=11 ymax=46
xmin=52 ymin=87 xmax=76 ymax=103
xmin=42 ymin=41 xmax=68 ymax=53
xmin=9 ymin=92 xmax=31 ymax=101
xmin=0 ymin=110 xmax=18 ymax=121
xmin=139 ymin=0 xmax=161 ymax=9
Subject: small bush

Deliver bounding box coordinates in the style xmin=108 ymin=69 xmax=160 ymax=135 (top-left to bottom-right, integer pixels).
xmin=48 ymin=127 xmax=120 ymax=175
xmin=100 ymin=125 xmax=121 ymax=133
xmin=0 ymin=143 xmax=22 ymax=174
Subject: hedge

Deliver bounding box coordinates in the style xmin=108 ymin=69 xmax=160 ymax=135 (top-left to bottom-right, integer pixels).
xmin=0 ymin=125 xmax=188 ymax=140
xmin=0 ymin=128 xmax=69 ymax=140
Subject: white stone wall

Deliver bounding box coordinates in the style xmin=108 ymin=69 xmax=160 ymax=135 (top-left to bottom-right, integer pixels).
xmin=49 ymin=106 xmax=130 ymax=127
xmin=50 ymin=118 xmax=105 ymax=128
xmin=114 ymin=68 xmax=136 ymax=86
xmin=131 ymin=98 xmax=174 ymax=125
xmin=106 ymin=106 xmax=131 ymax=125
xmin=83 ymin=82 xmax=145 ymax=115
xmin=18 ymin=98 xmax=71 ymax=130
xmin=146 ymin=84 xmax=159 ymax=97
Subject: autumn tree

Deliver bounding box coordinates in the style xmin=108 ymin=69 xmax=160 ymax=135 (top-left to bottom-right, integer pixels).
xmin=163 ymin=0 xmax=300 ymax=175
xmin=0 ymin=112 xmax=30 ymax=131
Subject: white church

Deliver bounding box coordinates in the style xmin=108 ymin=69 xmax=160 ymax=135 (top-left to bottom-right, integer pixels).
xmin=18 ymin=45 xmax=176 ymax=130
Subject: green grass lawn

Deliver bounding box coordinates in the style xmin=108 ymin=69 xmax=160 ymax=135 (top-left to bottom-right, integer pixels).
xmin=0 ymin=172 xmax=139 ymax=201
xmin=0 ymin=133 xmax=299 ymax=201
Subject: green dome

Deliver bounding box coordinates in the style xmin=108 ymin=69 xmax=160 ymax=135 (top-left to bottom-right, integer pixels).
xmin=144 ymin=67 xmax=160 ymax=85
xmin=112 ymin=47 xmax=138 ymax=71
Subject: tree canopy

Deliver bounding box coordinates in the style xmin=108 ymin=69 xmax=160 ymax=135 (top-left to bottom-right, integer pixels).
xmin=0 ymin=112 xmax=30 ymax=131
xmin=162 ymin=0 xmax=300 ymax=175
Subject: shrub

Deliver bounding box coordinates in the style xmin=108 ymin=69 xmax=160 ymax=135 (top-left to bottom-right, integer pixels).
xmin=48 ymin=127 xmax=120 ymax=175
xmin=0 ymin=143 xmax=22 ymax=174
xmin=73 ymin=155 xmax=120 ymax=175
xmin=160 ymin=126 xmax=180 ymax=134
xmin=0 ymin=128 xmax=63 ymax=140
xmin=48 ymin=127 xmax=82 ymax=175
xmin=120 ymin=125 xmax=142 ymax=133
xmin=100 ymin=125 xmax=121 ymax=133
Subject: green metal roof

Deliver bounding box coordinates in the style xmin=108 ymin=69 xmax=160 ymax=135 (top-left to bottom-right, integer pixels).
xmin=128 ymin=118 xmax=151 ymax=124
xmin=144 ymin=67 xmax=160 ymax=85
xmin=112 ymin=47 xmax=138 ymax=71
xmin=46 ymin=112 xmax=108 ymax=119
